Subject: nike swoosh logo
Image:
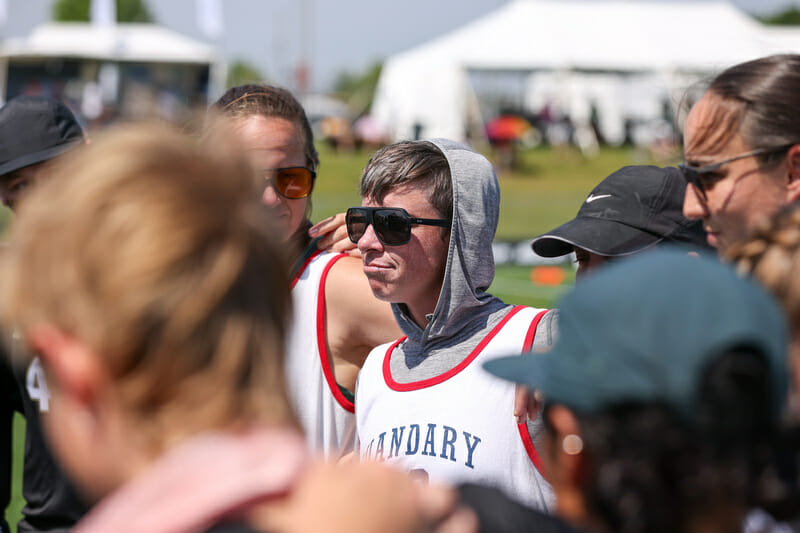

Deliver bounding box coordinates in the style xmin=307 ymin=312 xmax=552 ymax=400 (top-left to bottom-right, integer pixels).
xmin=585 ymin=194 xmax=612 ymax=204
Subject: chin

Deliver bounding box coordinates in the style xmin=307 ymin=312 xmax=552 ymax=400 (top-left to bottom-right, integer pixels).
xmin=367 ymin=280 xmax=393 ymax=302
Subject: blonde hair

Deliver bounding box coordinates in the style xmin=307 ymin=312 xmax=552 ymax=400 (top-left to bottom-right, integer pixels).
xmin=0 ymin=123 xmax=295 ymax=448
xmin=727 ymin=206 xmax=800 ymax=334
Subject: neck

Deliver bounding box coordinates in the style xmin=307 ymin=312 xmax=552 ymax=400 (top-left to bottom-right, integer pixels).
xmin=287 ymin=219 xmax=313 ymax=263
xmin=406 ymin=306 xmax=432 ymax=329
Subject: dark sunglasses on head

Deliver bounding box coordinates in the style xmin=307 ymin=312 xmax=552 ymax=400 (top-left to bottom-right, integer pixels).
xmin=346 ymin=207 xmax=450 ymax=246
xmin=679 ymin=144 xmax=794 ymax=202
xmin=265 ymin=167 xmax=316 ymax=199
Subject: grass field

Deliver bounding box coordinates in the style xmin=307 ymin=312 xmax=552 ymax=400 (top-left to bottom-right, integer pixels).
xmin=6 ymin=143 xmax=656 ymax=528
xmin=312 ymin=143 xmax=663 ymax=240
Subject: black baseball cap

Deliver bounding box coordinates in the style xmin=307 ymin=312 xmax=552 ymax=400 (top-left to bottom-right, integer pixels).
xmin=531 ymin=165 xmax=709 ymax=258
xmin=0 ymin=96 xmax=84 ymax=178
xmin=485 ymin=248 xmax=788 ymax=423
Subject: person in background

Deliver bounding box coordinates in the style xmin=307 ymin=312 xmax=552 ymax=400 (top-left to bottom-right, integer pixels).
xmin=0 ymin=95 xmax=88 ymax=533
xmin=212 ymin=85 xmax=400 ymax=458
xmin=532 ymin=165 xmax=710 ymax=280
xmin=349 ymin=139 xmax=556 ymax=509
xmin=0 ymin=123 xmax=476 ymax=533
xmin=484 ymin=249 xmax=788 ymax=533
xmin=681 ymin=54 xmax=800 ymax=254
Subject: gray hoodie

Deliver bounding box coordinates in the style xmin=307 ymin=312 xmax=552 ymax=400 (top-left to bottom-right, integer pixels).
xmin=389 ymin=138 xmax=556 ymax=384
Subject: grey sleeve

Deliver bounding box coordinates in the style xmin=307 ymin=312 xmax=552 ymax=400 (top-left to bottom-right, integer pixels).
xmin=531 ymin=309 xmax=559 ymax=353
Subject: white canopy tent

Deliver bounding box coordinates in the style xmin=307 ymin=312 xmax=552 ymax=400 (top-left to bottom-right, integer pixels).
xmin=372 ymin=0 xmax=800 ymax=144
xmin=0 ymin=23 xmax=225 ymax=107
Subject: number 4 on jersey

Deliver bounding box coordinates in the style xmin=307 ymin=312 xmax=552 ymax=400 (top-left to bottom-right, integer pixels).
xmin=27 ymin=356 xmax=51 ymax=412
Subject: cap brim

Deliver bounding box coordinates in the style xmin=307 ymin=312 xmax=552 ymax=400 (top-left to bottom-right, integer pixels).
xmin=531 ymin=216 xmax=664 ymax=257
xmin=0 ymin=139 xmax=82 ymax=177
xmin=484 ymin=351 xmax=552 ymax=391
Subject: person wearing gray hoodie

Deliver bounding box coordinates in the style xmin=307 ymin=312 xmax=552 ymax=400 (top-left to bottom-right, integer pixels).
xmin=346 ymin=139 xmax=556 ymax=510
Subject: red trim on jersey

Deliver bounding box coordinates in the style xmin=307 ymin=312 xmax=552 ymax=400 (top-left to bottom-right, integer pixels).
xmin=315 ymin=253 xmax=355 ymax=413
xmin=291 ymin=249 xmax=323 ymax=289
xmin=383 ymin=305 xmax=527 ymax=392
xmin=517 ymin=308 xmax=550 ymax=479
xmin=522 ymin=310 xmax=549 ymax=352
xmin=518 ymin=422 xmax=549 ymax=481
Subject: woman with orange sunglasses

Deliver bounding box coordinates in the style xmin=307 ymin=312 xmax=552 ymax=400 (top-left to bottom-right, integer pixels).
xmin=214 ymin=85 xmax=400 ymax=459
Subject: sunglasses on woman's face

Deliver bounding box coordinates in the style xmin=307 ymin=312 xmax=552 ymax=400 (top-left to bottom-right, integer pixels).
xmin=678 ymin=144 xmax=794 ymax=203
xmin=346 ymin=206 xmax=450 ymax=246
xmin=265 ymin=167 xmax=316 ymax=199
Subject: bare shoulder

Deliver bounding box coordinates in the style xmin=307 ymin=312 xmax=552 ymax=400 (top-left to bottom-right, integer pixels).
xmin=324 ymin=255 xmax=401 ymax=353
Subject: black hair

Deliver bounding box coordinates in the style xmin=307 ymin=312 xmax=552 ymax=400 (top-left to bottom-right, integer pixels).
xmin=547 ymin=346 xmax=775 ymax=533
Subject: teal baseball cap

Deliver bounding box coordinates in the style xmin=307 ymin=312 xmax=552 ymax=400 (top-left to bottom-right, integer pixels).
xmin=485 ymin=248 xmax=789 ymax=422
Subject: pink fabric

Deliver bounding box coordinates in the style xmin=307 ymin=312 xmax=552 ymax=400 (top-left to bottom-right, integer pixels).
xmin=74 ymin=428 xmax=308 ymax=533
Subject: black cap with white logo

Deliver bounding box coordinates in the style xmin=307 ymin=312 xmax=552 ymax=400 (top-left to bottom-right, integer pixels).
xmin=531 ymin=165 xmax=709 ymax=257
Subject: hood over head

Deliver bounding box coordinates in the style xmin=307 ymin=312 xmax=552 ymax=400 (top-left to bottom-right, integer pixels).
xmin=392 ymin=138 xmax=506 ymax=349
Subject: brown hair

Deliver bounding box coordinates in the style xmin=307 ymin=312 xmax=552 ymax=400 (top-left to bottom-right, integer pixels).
xmin=360 ymin=140 xmax=452 ymax=221
xmin=689 ymin=55 xmax=800 ymax=167
xmin=213 ymin=84 xmax=319 ymax=170
xmin=0 ymin=124 xmax=295 ymax=449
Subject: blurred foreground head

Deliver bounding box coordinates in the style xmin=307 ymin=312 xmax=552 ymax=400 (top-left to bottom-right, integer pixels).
xmin=487 ymin=249 xmax=788 ymax=533
xmin=0 ymin=123 xmax=294 ymax=498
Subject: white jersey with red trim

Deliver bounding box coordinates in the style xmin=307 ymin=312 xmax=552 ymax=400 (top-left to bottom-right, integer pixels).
xmin=286 ymin=250 xmax=355 ymax=458
xmin=356 ymin=305 xmax=554 ymax=510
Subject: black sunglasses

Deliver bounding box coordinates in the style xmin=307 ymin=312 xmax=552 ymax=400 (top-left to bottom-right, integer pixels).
xmin=265 ymin=167 xmax=316 ymax=199
xmin=679 ymin=144 xmax=794 ymax=202
xmin=346 ymin=207 xmax=450 ymax=246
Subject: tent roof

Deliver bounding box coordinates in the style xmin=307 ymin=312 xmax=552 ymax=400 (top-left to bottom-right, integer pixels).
xmin=390 ymin=0 xmax=791 ymax=73
xmin=0 ymin=23 xmax=218 ymax=65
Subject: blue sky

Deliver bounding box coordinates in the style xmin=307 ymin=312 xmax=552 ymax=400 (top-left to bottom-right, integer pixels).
xmin=3 ymin=0 xmax=799 ymax=91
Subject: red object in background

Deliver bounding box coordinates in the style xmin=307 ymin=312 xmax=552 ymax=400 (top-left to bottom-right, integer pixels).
xmin=486 ymin=115 xmax=531 ymax=142
xmin=530 ymin=266 xmax=566 ymax=286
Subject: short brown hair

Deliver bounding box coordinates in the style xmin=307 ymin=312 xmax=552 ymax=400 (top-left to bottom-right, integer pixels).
xmin=360 ymin=140 xmax=452 ymax=221
xmin=0 ymin=124 xmax=295 ymax=448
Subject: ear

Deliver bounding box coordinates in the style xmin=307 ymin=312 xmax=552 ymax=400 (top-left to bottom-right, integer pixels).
xmin=785 ymin=145 xmax=800 ymax=203
xmin=28 ymin=325 xmax=103 ymax=407
xmin=546 ymin=405 xmax=586 ymax=485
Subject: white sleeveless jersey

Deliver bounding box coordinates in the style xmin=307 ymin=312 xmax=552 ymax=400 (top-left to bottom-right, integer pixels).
xmin=356 ymin=305 xmax=553 ymax=510
xmin=286 ymin=250 xmax=356 ymax=458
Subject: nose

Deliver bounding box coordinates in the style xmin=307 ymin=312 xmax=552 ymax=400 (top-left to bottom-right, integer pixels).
xmin=683 ymin=184 xmax=708 ymax=221
xmin=357 ymin=222 xmax=384 ymax=255
xmin=260 ymin=181 xmax=282 ymax=207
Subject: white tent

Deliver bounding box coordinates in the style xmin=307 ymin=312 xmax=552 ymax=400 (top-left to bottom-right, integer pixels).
xmin=372 ymin=0 xmax=800 ymax=143
xmin=1 ymin=23 xmax=219 ymax=65
xmin=0 ymin=23 xmax=225 ymax=103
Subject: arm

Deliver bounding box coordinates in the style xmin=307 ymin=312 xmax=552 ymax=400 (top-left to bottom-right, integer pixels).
xmin=516 ymin=310 xmax=558 ymax=422
xmin=324 ymin=256 xmax=402 ymax=392
xmin=258 ymin=461 xmax=478 ymax=533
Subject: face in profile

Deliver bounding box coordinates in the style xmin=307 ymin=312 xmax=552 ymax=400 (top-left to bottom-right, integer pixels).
xmin=0 ymin=162 xmax=48 ymax=211
xmin=573 ymin=247 xmax=610 ymax=281
xmin=233 ymin=115 xmax=311 ymax=241
xmin=682 ymin=92 xmax=790 ymax=251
